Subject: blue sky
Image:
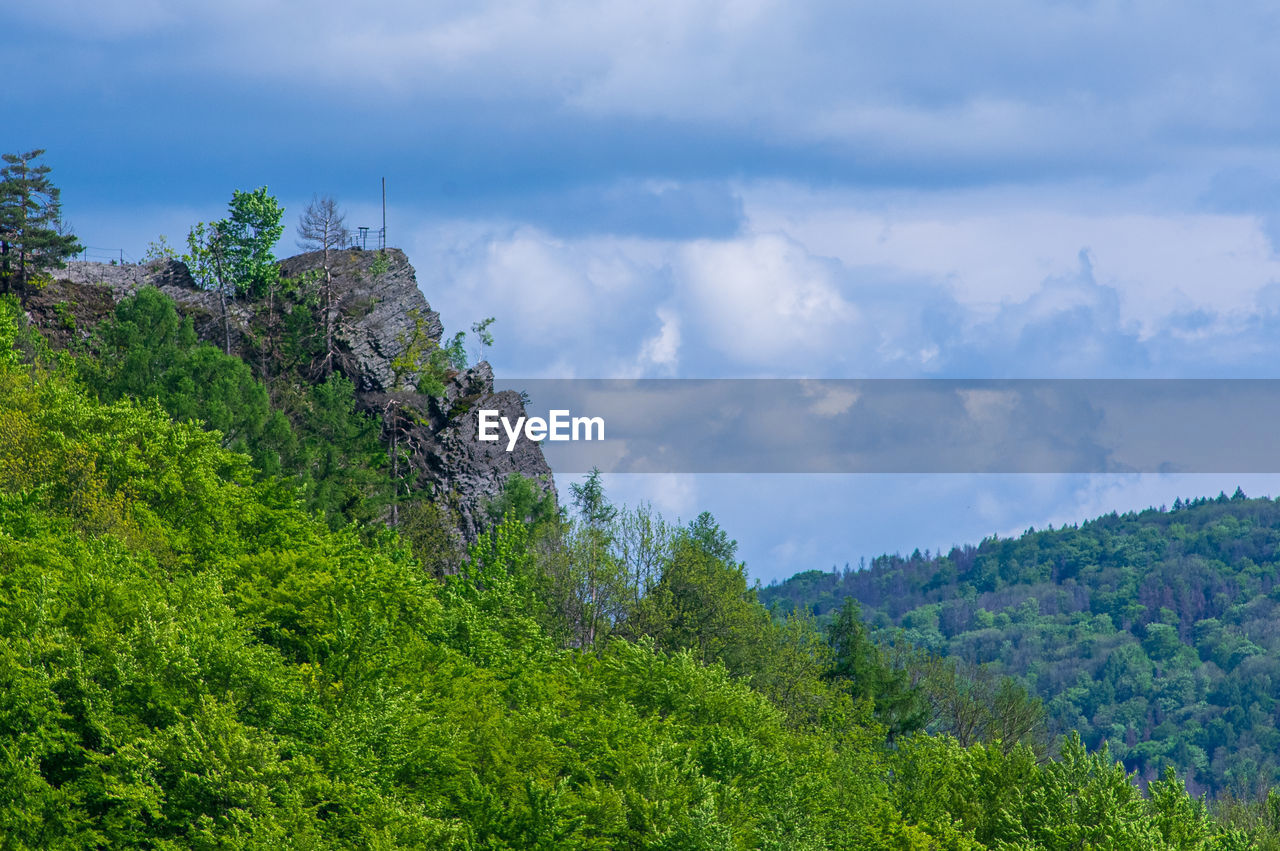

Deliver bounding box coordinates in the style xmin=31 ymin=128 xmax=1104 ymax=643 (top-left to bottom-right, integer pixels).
xmin=9 ymin=0 xmax=1280 ymax=582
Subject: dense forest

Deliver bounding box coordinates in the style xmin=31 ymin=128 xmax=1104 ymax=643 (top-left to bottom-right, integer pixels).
xmin=762 ymin=495 xmax=1280 ymax=800
xmin=1 ymin=157 xmax=1276 ymax=846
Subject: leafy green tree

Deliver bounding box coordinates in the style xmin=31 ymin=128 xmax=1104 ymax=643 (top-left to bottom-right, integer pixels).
xmin=294 ymin=372 xmax=390 ymax=528
xmin=391 ymin=307 xmax=461 ymax=396
xmin=183 ymin=219 xmax=237 ymax=354
xmin=612 ymin=501 xmax=673 ymax=611
xmin=184 ymin=187 xmax=285 ymax=357
xmin=470 ymin=316 xmax=495 ymax=362
xmin=223 ymin=186 xmax=285 ymax=298
xmin=686 ymin=510 xmax=738 ymax=562
xmin=640 ymin=529 xmax=772 ymax=677
xmin=921 ymin=657 xmax=1047 ymax=755
xmin=83 ymin=287 xmax=391 ymax=529
xmin=82 ymin=286 xmax=299 ymax=478
xmin=486 ymin=472 xmax=559 ymax=530
xmin=0 ymin=301 xmax=1263 ymax=849
xmin=0 ymin=149 xmax=81 ymax=299
xmin=400 ymin=496 xmax=467 ymax=579
xmin=535 ymin=469 xmax=629 ymax=648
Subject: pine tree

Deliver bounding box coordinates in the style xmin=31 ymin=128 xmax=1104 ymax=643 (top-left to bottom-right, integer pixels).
xmin=0 ymin=149 xmax=81 ymax=298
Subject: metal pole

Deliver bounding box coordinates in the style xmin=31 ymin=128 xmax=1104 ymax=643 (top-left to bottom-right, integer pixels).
xmin=381 ymin=177 xmax=386 ymax=248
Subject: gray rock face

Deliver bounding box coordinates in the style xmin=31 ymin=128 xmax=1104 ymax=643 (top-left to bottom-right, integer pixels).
xmin=279 ymin=248 xmax=443 ymax=393
xmin=58 ymin=250 xmax=556 ymax=540
xmin=365 ymin=362 xmax=556 ymax=541
xmin=64 ymin=258 xmax=252 ymax=353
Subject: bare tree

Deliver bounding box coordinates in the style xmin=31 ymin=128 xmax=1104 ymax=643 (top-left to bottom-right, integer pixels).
xmin=296 ymin=195 xmax=349 ymax=375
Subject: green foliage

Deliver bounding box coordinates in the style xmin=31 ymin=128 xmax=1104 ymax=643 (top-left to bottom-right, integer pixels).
xmin=571 ymin=467 xmax=618 ymax=527
xmin=826 ymin=600 xmax=929 ymax=740
xmin=390 ymin=309 xmax=493 ymax=394
xmin=223 ymin=186 xmax=286 ymax=298
xmin=399 ymin=496 xmax=467 ymax=579
xmin=391 ymin=307 xmax=458 ymax=396
xmin=0 ymin=149 xmax=81 ymax=298
xmin=487 ymin=472 xmax=560 ymax=529
xmin=183 ymin=187 xmax=285 ymax=357
xmin=293 ymin=372 xmax=390 ymax=528
xmin=0 ymin=294 xmax=21 ymax=366
xmin=442 ymin=329 xmax=467 ymax=370
xmin=143 ymin=234 xmax=177 ymax=262
xmin=82 ymin=287 xmax=389 ymax=528
xmin=638 ymin=530 xmax=771 ymax=679
xmin=183 ymin=220 xmax=230 ymax=293
xmin=764 ymin=496 xmax=1280 ymax=796
xmin=471 ymin=315 xmax=495 ymax=362
xmin=919 ymin=655 xmax=1048 ymax=756
xmin=0 ymin=297 xmax=1260 ymax=849
xmin=81 ymin=287 xmax=298 ymax=476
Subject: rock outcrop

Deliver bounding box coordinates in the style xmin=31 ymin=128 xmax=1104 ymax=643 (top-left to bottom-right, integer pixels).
xmin=58 ymin=257 xmax=244 ymax=348
xmin=46 ymin=249 xmax=555 ymax=538
xmin=364 ymin=362 xmax=551 ymax=541
xmin=278 ymin=249 xmax=443 ymax=393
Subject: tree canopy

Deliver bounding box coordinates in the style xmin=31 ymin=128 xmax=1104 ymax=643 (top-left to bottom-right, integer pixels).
xmin=0 ymin=149 xmax=81 ymax=298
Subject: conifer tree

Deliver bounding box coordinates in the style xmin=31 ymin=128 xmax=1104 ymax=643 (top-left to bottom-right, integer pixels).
xmin=0 ymin=149 xmax=81 ymax=298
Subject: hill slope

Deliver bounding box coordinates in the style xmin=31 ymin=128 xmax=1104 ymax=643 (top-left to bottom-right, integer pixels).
xmin=762 ymin=493 xmax=1280 ymax=796
xmin=31 ymin=251 xmax=553 ymax=541
xmin=0 ymin=288 xmax=1260 ymax=847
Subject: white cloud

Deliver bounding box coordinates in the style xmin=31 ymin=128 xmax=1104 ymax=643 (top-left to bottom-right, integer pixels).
xmin=409 ymin=221 xmax=678 ymax=377
xmin=802 ymin=382 xmax=859 ymax=417
xmin=740 ymin=185 xmax=1280 ymax=344
xmin=397 ymin=178 xmax=1280 ymax=381
xmin=677 ymin=233 xmax=857 ymax=367
xmin=584 ymin=473 xmax=700 ymax=521
xmin=636 ymin=307 xmax=682 ymax=374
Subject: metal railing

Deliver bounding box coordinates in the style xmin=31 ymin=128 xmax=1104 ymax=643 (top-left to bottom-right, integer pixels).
xmin=79 ymin=246 xmax=137 ymax=265
xmin=345 ymin=227 xmax=386 ymax=251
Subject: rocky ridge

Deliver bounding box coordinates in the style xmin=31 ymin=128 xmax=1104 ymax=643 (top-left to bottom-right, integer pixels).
xmin=36 ymin=249 xmax=555 ymax=539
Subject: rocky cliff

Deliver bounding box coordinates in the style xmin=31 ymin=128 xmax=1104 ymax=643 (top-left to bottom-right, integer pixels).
xmin=37 ymin=249 xmax=555 ymax=539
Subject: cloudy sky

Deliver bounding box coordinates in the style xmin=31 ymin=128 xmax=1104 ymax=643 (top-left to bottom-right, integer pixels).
xmin=9 ymin=0 xmax=1280 ymax=582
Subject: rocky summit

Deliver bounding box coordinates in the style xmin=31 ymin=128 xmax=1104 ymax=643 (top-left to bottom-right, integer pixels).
xmin=38 ymin=248 xmax=555 ymax=539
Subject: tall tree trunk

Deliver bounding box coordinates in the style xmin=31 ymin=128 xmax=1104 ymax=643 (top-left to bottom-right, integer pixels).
xmin=220 ymin=287 xmax=231 ymax=356
xmin=212 ymin=233 xmax=232 ymax=356
xmin=322 ymin=241 xmax=333 ymax=376
xmin=261 ymin=284 xmax=275 ymax=386
xmin=390 ymin=407 xmax=399 ymax=529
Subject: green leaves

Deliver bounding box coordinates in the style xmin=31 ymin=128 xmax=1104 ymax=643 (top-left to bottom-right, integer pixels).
xmin=824 ymin=600 xmax=930 ymax=740
xmin=0 ymin=285 xmax=1266 ymax=849
xmin=224 ymin=186 xmax=286 ymax=299
xmin=0 ymin=149 xmax=81 ymax=297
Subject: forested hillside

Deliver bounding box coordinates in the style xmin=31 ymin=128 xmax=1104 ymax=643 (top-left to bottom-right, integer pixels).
xmin=0 ymin=161 xmax=1273 ymax=846
xmin=1 ymin=277 xmax=1267 ymax=848
xmin=762 ymin=494 xmax=1280 ymax=799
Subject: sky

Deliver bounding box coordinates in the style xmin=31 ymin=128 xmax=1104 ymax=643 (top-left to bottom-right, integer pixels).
xmin=8 ymin=0 xmax=1280 ymax=583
